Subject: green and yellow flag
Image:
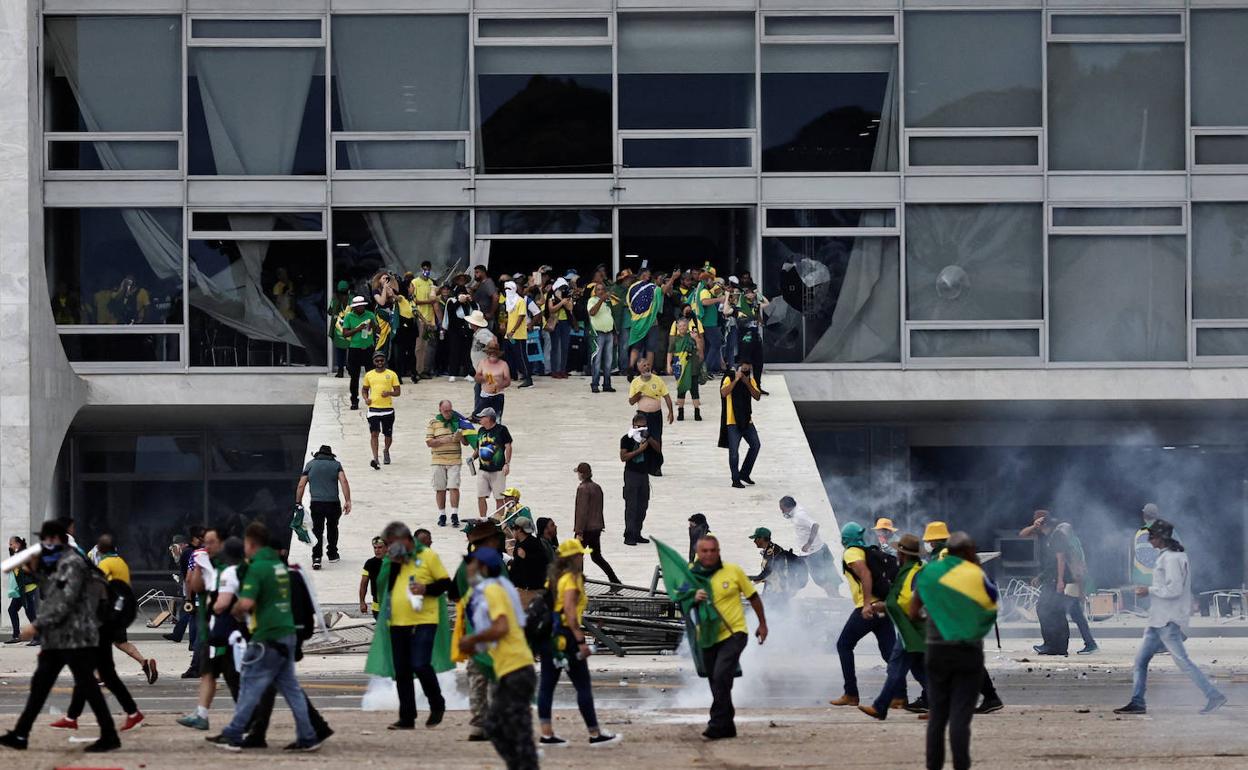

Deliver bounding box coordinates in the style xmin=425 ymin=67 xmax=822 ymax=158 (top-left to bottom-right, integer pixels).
xmin=653 ymin=538 xmax=725 ymax=678
xmin=914 ymin=555 xmax=998 ymax=643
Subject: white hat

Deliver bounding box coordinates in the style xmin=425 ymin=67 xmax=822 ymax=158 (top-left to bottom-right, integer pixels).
xmin=351 ymin=295 xmax=367 ymax=306
xmin=465 ymin=310 xmax=489 ymax=328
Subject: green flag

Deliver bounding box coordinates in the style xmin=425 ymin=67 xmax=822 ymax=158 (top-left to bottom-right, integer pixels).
xmin=364 ymin=547 xmax=455 ymax=679
xmin=914 ymin=555 xmax=998 ymax=643
xmin=653 ymin=538 xmax=725 ymax=678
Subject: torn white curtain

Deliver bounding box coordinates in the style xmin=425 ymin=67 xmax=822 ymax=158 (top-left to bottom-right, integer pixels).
xmin=804 ymin=216 xmax=900 ymax=363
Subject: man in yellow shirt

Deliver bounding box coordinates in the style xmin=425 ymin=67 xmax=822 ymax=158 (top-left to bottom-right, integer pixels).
xmin=362 ymin=351 xmax=401 ymax=471
xmin=410 ymin=261 xmax=437 ymax=378
xmin=830 ymin=522 xmax=896 ymax=707
xmin=381 ymin=522 xmax=452 ymax=730
xmin=690 ymin=534 xmax=767 ymax=740
xmin=502 ymin=280 xmax=535 ymax=389
xmin=718 ymin=360 xmax=762 ymax=489
xmin=627 ymin=356 xmax=674 ymax=446
xmin=458 ymin=547 xmax=538 ymax=769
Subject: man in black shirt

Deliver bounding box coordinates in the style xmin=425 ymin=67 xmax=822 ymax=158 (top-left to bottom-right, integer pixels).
xmin=619 ymin=412 xmax=661 ymax=546
xmin=358 ymin=537 xmax=386 ymax=618
xmin=474 ymin=408 xmax=514 ymax=518
xmin=507 ymin=517 xmax=548 ymax=606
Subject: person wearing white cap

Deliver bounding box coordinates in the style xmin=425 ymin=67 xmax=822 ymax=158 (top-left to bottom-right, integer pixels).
xmin=338 ymin=296 xmax=378 ymax=410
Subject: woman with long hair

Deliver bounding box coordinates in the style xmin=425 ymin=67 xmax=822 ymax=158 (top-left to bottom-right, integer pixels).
xmin=370 ymin=270 xmax=400 ymax=366
xmin=535 ymin=540 xmax=619 ymax=747
xmin=5 ymin=537 xmax=38 ymax=645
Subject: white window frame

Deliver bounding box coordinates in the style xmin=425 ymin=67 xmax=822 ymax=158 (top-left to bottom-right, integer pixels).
xmin=57 ymin=325 xmax=186 ymax=374
xmin=618 ymin=129 xmax=756 ymax=176
xmin=189 ymin=209 xmax=327 ymax=240
xmin=331 ymin=132 xmax=471 ymax=178
xmin=44 ymin=132 xmax=184 ymax=179
xmin=903 ymin=321 xmax=1045 ymax=370
xmin=473 ymin=13 xmax=613 ymax=47
xmin=760 ymin=11 xmax=898 ymax=45
xmin=1192 ymin=320 xmax=1248 ymax=367
xmin=904 ymin=129 xmax=1044 ymax=175
xmin=1191 ymin=128 xmax=1248 ymax=172
xmin=1046 ymin=10 xmax=1185 ymax=44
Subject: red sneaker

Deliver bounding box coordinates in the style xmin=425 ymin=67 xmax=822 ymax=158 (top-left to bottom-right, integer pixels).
xmin=121 ymin=712 xmax=144 ymax=731
xmin=50 ymin=717 xmax=78 ymax=730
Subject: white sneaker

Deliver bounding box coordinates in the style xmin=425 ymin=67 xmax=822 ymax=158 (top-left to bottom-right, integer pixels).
xmin=448 ymin=376 xmax=456 ymax=382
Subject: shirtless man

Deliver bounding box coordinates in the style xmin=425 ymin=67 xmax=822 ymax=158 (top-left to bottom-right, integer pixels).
xmin=474 ymin=339 xmax=512 ymax=421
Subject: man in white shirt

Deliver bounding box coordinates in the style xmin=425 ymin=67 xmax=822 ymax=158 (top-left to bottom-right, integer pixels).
xmin=1114 ymin=519 xmax=1226 ymax=715
xmin=779 ymin=496 xmax=837 ymax=597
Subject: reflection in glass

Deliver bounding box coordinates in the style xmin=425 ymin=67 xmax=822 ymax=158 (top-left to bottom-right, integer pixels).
xmin=904 ymin=12 xmax=1042 ymax=128
xmin=476 ymin=209 xmax=610 ymax=235
xmin=332 ymin=210 xmax=470 ymax=291
xmin=762 ymin=44 xmax=897 ymax=172
xmin=211 ymin=432 xmax=306 ymax=473
xmin=191 ymin=19 xmax=321 ymax=39
xmin=910 ymin=329 xmax=1039 ymax=359
xmin=188 ymin=238 xmax=328 ymax=367
xmin=209 ymin=480 xmax=298 ymax=550
xmin=1196 ymin=328 xmax=1248 ymax=357
xmin=905 ymin=204 xmax=1044 ymax=322
xmin=46 ymin=208 xmax=183 ymax=326
xmin=192 ymin=212 xmax=323 ymax=233
xmin=188 ymin=48 xmax=326 ymax=175
xmin=622 ymin=137 xmax=751 ymax=168
xmin=62 ymin=333 xmax=180 ymax=363
xmin=1052 ymin=207 xmax=1181 ymax=228
xmin=1048 ymin=43 xmax=1184 ymax=171
xmin=1191 ymin=11 xmax=1248 ymax=127
xmin=48 ymin=141 xmax=179 ymax=172
xmin=619 ymin=208 xmax=752 ymax=277
xmin=761 ymin=235 xmax=899 ymax=363
xmin=1049 ymin=236 xmax=1186 ymax=362
xmin=766 ymin=209 xmax=896 ymax=229
xmin=907 ymin=136 xmax=1037 ymax=167
xmin=78 ymin=435 xmax=202 ymax=474
xmin=1193 ymin=203 xmax=1248 ymax=319
xmin=1195 ymin=136 xmax=1248 ymax=166
xmin=336 ymin=140 xmax=466 ymax=171
xmin=78 ymin=480 xmax=203 ymax=572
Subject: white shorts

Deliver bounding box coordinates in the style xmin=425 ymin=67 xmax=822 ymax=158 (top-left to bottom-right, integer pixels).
xmin=477 ymin=469 xmax=506 ymax=499
xmin=431 ymin=464 xmax=461 ymax=491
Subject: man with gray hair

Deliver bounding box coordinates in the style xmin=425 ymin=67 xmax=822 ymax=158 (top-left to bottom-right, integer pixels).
xmin=778 ymin=496 xmax=837 ymax=596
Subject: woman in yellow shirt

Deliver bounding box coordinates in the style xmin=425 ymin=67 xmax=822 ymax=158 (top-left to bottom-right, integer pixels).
xmin=535 ymin=540 xmax=620 ymax=747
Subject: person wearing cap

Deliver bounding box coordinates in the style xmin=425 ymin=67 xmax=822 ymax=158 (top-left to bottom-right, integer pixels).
xmin=497 ymin=487 xmax=531 ymax=527
xmin=507 ymin=516 xmax=548 ymax=607
xmin=537 ymin=540 xmax=621 ymax=748
xmin=328 ymin=279 xmax=352 ymax=377
xmin=358 ymin=537 xmax=386 ymax=618
xmin=473 ymin=337 xmax=511 ymax=421
xmin=473 ymin=407 xmax=513 ymax=517
xmin=457 ymin=546 xmax=537 ymax=766
xmin=1115 ymin=518 xmax=1226 ymax=716
xmin=447 ymin=521 xmax=506 ymax=741
xmin=1019 ymin=509 xmax=1096 ymax=656
xmin=874 ymin=518 xmax=898 ymax=556
xmin=747 ymin=527 xmax=806 ymax=610
xmin=778 ymin=497 xmax=838 ymax=596
xmin=1132 ymin=502 xmax=1170 ymax=587
xmin=362 ymin=351 xmax=401 ymax=471
xmin=338 ymin=296 xmax=378 ymax=410
xmin=410 ymin=261 xmax=438 ymax=379
xmin=621 ymin=412 xmax=661 ymax=546
xmin=297 ymin=445 xmax=351 ymax=570
xmin=573 ymin=463 xmax=621 ymax=585
xmin=859 ymin=533 xmax=928 ymax=721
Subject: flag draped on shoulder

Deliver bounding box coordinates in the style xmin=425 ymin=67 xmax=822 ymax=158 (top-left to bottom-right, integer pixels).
xmin=436 ymin=410 xmax=480 ymax=449
xmin=914 ymin=555 xmax=998 ymax=643
xmin=364 ymin=547 xmax=455 ymax=679
xmin=653 ymin=538 xmax=725 ymax=678
xmin=627 ymin=280 xmax=661 ymax=347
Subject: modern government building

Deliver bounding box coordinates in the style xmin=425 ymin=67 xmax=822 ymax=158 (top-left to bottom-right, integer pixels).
xmin=4 ymin=0 xmax=1248 ymax=592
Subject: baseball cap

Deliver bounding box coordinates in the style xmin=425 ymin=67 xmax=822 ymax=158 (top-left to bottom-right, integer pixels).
xmin=749 ymin=527 xmax=771 ymax=540
xmin=351 ymin=295 xmax=367 ymax=306
xmin=469 ymin=547 xmax=503 ymax=571
xmin=477 ymin=407 xmax=498 ymax=419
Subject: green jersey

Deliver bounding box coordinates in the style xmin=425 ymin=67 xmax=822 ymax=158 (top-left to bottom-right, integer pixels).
xmin=339 ymin=308 xmax=377 ymax=349
xmin=239 ymin=547 xmax=296 ymax=642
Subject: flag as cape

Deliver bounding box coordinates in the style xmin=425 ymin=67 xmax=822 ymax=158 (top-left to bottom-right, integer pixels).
xmin=364 ymin=547 xmax=454 ymax=679
xmin=435 ymin=410 xmax=479 ymax=449
xmin=914 ymin=555 xmax=998 ymax=643
xmin=627 ymin=281 xmax=661 ymax=347
xmin=653 ymin=538 xmax=729 ymax=678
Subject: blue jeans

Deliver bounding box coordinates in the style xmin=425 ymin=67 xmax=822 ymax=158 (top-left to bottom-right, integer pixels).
xmin=873 ymin=635 xmax=924 ymax=716
xmin=590 ymin=330 xmax=614 ymax=388
xmin=725 ymin=423 xmax=761 ymax=483
xmin=837 ymin=610 xmax=895 ymax=697
xmin=703 ymin=325 xmax=723 ymax=372
xmin=722 ymin=326 xmax=738 ymax=372
xmin=1129 ymin=622 xmax=1223 ymax=707
xmin=222 ymin=635 xmax=315 ymax=746
xmin=537 ymin=629 xmax=599 ymax=730
xmin=550 ymin=321 xmax=572 ymax=374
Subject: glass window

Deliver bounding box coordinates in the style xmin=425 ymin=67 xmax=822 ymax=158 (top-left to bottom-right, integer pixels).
xmin=906 ymin=204 xmax=1043 ymax=321
xmin=619 ymin=14 xmax=755 ymax=131
xmin=188 ymin=48 xmax=326 ymax=175
xmin=766 ymin=209 xmax=896 ymax=229
xmin=1192 ymin=203 xmax=1248 ymax=319
xmin=764 ymin=16 xmax=894 ymax=37
xmin=1195 ymin=135 xmax=1248 ymax=166
xmin=188 ymin=238 xmax=328 ymax=367
xmin=62 ymin=333 xmax=180 ymax=363
xmin=1196 ymin=328 xmax=1248 ymax=357
xmin=210 ymin=431 xmax=306 ymax=473
xmin=908 ymin=136 xmax=1038 ymax=167
xmin=1048 ymin=43 xmax=1184 ymax=171
xmin=332 ymin=15 xmax=469 ymax=133
xmin=476 ymin=209 xmax=610 ymax=235
xmin=192 ymin=212 xmax=323 ymax=233
xmin=476 ymin=46 xmax=611 ymax=174
xmin=1191 ymin=11 xmax=1248 ymax=127
xmin=478 ymin=18 xmax=608 ymax=39
xmin=78 ymin=434 xmax=202 ymax=474
xmin=1051 ymin=14 xmax=1181 ymax=36
xmin=910 ymin=329 xmax=1039 ymax=359
xmin=46 ymin=208 xmax=183 ymax=326
xmin=1049 ymin=236 xmax=1186 ymax=362
xmin=332 ymin=210 xmax=470 ymax=290
xmin=78 ymin=480 xmax=204 ymax=572
xmin=619 ymin=208 xmax=752 ymax=278
xmin=622 ymin=137 xmax=751 ymax=169
xmin=760 ymin=235 xmax=899 ymax=363
xmin=1052 ymin=207 xmax=1182 ymax=228
xmin=48 ymin=141 xmax=179 ymax=172
xmin=761 ymin=44 xmax=897 ymax=172
xmin=191 ymin=19 xmax=321 ymax=39
xmin=904 ymin=12 xmax=1041 ymax=128
xmin=336 ymin=140 xmax=466 ymax=171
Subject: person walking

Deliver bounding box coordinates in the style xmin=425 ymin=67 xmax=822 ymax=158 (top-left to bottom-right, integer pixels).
xmin=1114 ymin=519 xmax=1227 ymax=716
xmin=362 ymin=351 xmax=401 ymax=470
xmin=667 ymin=314 xmax=704 ymax=421
xmin=690 ymin=534 xmax=768 ymax=740
xmin=297 ymin=445 xmax=351 ymax=570
xmin=0 ymin=520 xmax=120 ymax=753
xmin=449 ymin=521 xmax=507 ymax=742
xmin=175 ymin=535 xmax=244 ymax=732
xmin=507 ymin=517 xmax=549 ymax=607
xmin=910 ymin=533 xmax=999 ymax=770
xmin=627 ymin=356 xmax=674 ymax=447
xmin=207 ymin=522 xmax=320 ymax=752
xmin=537 ymin=540 xmax=621 ymax=747
xmin=688 ymin=514 xmax=711 ymax=563
xmin=359 ymin=536 xmax=386 ymax=618
xmin=778 ymin=497 xmax=838 ymax=596
xmin=410 ymin=262 xmax=438 ymax=379
xmin=586 ymin=281 xmax=616 ymax=393
xmin=502 ymin=280 xmax=534 ymax=389
xmin=719 ymin=359 xmax=761 ymax=489
xmin=620 ymin=412 xmax=661 ymax=546
xmin=457 ymin=547 xmax=539 ymax=770
xmin=573 ymin=463 xmax=621 ymax=585
xmin=5 ymin=537 xmax=38 ymax=645
xmin=339 ymin=296 xmax=377 ymax=411
xmin=473 ymin=339 xmax=511 ymax=421
xmin=829 ymin=522 xmax=897 ymax=708
xmin=473 ymin=407 xmax=513 ymax=518
xmin=1019 ymin=510 xmax=1096 ymax=656
xmin=427 ymin=400 xmax=470 ymax=528
xmin=859 ymin=532 xmax=928 ymax=720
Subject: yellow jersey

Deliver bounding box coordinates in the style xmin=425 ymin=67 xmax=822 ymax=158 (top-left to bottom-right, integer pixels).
xmin=484 ymin=582 xmax=534 ymax=679
xmin=555 ymin=571 xmax=587 ymax=627
xmin=707 ymin=562 xmax=756 ymax=643
xmin=362 ymin=368 xmax=399 ymax=409
xmin=389 ymin=550 xmax=449 ymax=626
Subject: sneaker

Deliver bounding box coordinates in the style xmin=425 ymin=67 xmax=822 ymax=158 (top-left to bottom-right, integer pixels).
xmin=370 ymin=459 xmax=381 ymax=470
xmin=1113 ymin=702 xmax=1147 ymax=715
xmin=207 ymin=734 xmax=242 ymax=751
xmin=1076 ymin=643 xmax=1099 ymax=655
xmin=350 ymin=403 xmax=359 ymax=411
xmin=283 ymin=741 xmax=322 ymax=752
xmin=328 ymin=555 xmax=340 ymax=563
xmin=857 ymin=705 xmax=884 ymax=720
xmin=829 ymin=694 xmax=859 ymax=707
xmin=591 ymin=386 xmax=600 ymax=394
xmin=740 ymin=476 xmax=755 ymax=485
xmin=121 ymin=712 xmax=145 ymax=731
xmin=450 ymin=514 xmax=460 ymax=528
xmin=903 ymin=696 xmax=929 ymax=714
xmin=316 ymin=727 xmax=335 ymax=744
xmin=467 ymin=732 xmax=489 ymax=742
xmin=177 ymin=714 xmax=210 ymax=730
xmin=383 ymin=451 xmax=391 ymax=465
xmin=1200 ymin=693 xmax=1228 ymax=714
xmin=448 ymin=376 xmax=456 ymax=382
xmin=975 ymin=697 xmax=1004 ymax=715
xmin=700 ymin=727 xmax=736 ymax=741
xmin=0 ymin=731 xmax=28 ymax=750
xmin=635 ymin=536 xmax=650 ymax=544
xmin=312 ymin=559 xmax=322 ymax=571
xmin=732 ymin=480 xmax=745 ymax=489
xmin=50 ymin=717 xmax=78 ymax=730
xmin=602 ymin=386 xmax=616 ymax=393
xmin=162 ymin=633 xmax=181 ymax=643
xmin=3 ymin=637 xmax=20 ymax=645
xmin=240 ymin=737 xmax=268 ymax=750
xmin=519 ymin=379 xmax=534 ymax=388
xmin=180 ymin=668 xmax=198 ymax=679
xmin=142 ymin=658 xmax=158 ymax=684
xmin=589 ymin=732 xmax=621 ymax=746
xmin=540 ymin=735 xmax=568 ymax=747
xmin=437 ymin=514 xmax=447 ymax=527
xmin=426 ymin=707 xmax=445 ymax=727
xmin=84 ymin=737 xmax=121 ymax=753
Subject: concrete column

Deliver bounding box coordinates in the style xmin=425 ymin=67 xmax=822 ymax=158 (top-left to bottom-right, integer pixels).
xmin=0 ymin=1 xmax=87 ymax=546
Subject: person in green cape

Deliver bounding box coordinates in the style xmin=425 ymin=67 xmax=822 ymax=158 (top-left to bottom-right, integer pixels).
xmin=364 ymin=522 xmax=454 ymax=731
xmin=667 ymin=314 xmax=704 ymax=422
xmin=859 ymin=532 xmax=929 ymax=720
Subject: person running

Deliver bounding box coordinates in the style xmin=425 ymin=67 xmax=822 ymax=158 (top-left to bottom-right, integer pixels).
xmin=457 ymin=547 xmax=539 ymax=769
xmin=362 ymin=351 xmax=401 ymax=470
xmin=297 ymin=445 xmax=352 ymax=570
xmin=572 ymin=463 xmax=621 ymax=585
xmin=427 ymin=399 xmax=470 ymax=528
xmin=830 ymin=522 xmax=896 ymax=708
xmin=5 ymin=537 xmax=38 ymax=646
xmin=473 ymin=407 xmax=513 ymax=518
xmin=1114 ymin=519 xmax=1227 ymax=716
xmin=746 ymin=527 xmax=806 ymax=612
xmin=719 ymin=358 xmax=761 ymax=489
xmin=859 ymin=533 xmax=928 ymax=720
xmin=93 ymin=542 xmax=157 ymax=684
xmin=473 ymin=339 xmax=512 ymax=421
xmin=359 ymin=536 xmax=386 ymax=618
xmin=537 ymin=540 xmax=621 ymax=747
xmin=690 ymin=534 xmax=768 ymax=740
xmin=339 ymin=296 xmax=377 ymax=410
xmin=778 ymin=496 xmax=838 ymax=596
xmin=175 ymin=534 xmax=243 ymax=731
xmin=0 ymin=520 xmax=120 ymax=753
xmin=627 ymin=356 xmax=674 ymax=447
xmin=667 ymin=314 xmax=704 ymax=421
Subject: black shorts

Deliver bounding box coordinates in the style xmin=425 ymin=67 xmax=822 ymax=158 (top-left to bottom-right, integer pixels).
xmin=367 ymin=410 xmax=396 ymax=436
xmin=200 ymin=650 xmax=235 ymax=678
xmin=105 ymin=626 xmax=128 ymax=645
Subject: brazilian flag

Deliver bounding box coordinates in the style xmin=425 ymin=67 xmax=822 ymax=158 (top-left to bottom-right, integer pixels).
xmin=364 ymin=549 xmax=455 ymax=679
xmin=653 ymin=538 xmax=727 ymax=678
xmin=627 ymin=280 xmax=662 ymax=348
xmin=914 ymin=555 xmax=998 ymax=643
xmin=435 ymin=411 xmax=479 ymax=449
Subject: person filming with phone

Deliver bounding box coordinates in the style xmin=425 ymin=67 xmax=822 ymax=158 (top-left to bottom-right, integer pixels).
xmin=719 ymin=357 xmax=762 ymax=489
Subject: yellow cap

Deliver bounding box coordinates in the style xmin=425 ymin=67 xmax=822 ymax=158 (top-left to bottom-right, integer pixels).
xmin=923 ymin=521 xmax=950 ymax=542
xmin=873 ymin=517 xmax=897 ymax=532
xmin=557 ymin=538 xmax=592 ymax=558
xmin=502 ymin=487 xmax=521 ymax=500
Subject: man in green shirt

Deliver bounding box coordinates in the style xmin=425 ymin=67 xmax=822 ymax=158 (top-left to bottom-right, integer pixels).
xmin=338 ymin=296 xmax=377 ymax=411
xmin=328 ymin=280 xmax=351 ymax=378
xmin=209 ymin=523 xmax=318 ymax=752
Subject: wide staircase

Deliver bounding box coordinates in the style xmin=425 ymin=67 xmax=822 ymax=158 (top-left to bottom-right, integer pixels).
xmin=299 ymin=371 xmax=841 ymax=605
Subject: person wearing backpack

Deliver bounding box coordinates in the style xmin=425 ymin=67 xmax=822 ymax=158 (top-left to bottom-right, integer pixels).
xmin=177 ymin=532 xmax=242 ymax=732
xmin=536 ymin=540 xmax=621 ymax=748
xmin=829 ymin=522 xmax=899 ymax=709
xmin=1 ymin=519 xmax=120 ymax=753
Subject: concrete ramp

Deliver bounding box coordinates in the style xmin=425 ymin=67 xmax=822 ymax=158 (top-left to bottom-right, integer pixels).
xmin=300 ymin=373 xmax=840 ymax=604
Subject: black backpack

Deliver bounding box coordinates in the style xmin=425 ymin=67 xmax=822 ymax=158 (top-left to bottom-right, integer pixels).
xmin=105 ymin=579 xmax=137 ymax=632
xmin=290 ymin=568 xmax=316 ymax=642
xmin=523 ymin=589 xmax=555 ymax=652
xmin=845 ymin=545 xmax=899 ymax=601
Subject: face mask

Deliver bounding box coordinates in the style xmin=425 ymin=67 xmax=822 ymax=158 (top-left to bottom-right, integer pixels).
xmin=387 ymin=541 xmax=410 ymax=560
xmin=422 ymin=270 xmax=431 ymax=278
xmin=467 ymin=572 xmax=483 ymax=587
xmin=781 ymin=509 xmax=792 ymax=519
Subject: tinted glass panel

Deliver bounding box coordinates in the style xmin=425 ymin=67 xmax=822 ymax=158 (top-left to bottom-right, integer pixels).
xmin=62 ymin=333 xmax=180 ymax=363
xmin=1192 ymin=203 xmax=1248 ymax=319
xmin=332 ymin=210 xmax=470 ymax=290
xmin=622 ymin=137 xmax=751 ymax=168
xmin=910 ymin=329 xmax=1039 ymax=358
xmin=1195 ymin=136 xmax=1248 ymax=166
xmin=619 ymin=208 xmax=752 ymax=277
xmin=210 ymin=431 xmax=306 ymax=473
xmin=477 ymin=209 xmax=611 ymax=235
xmin=1191 ymin=11 xmax=1248 ymax=126
xmin=192 ymin=212 xmax=323 ymax=233
xmin=78 ymin=435 xmax=202 ymax=474
xmin=764 ymin=16 xmax=893 ymax=37
xmin=1051 ymin=14 xmax=1181 ymax=36
xmin=336 ymin=140 xmax=466 ymax=171
xmin=48 ymin=141 xmax=178 ymax=172
xmin=766 ymin=209 xmax=895 ymax=229
xmin=908 ymin=136 xmax=1038 ymax=167
xmin=1052 ymin=207 xmax=1182 ymax=228
xmin=479 ymin=18 xmax=608 ymax=38
xmin=1196 ymin=328 xmax=1248 ymax=357
xmin=192 ymin=19 xmax=321 ymax=38
xmin=78 ymin=481 xmax=204 ymax=572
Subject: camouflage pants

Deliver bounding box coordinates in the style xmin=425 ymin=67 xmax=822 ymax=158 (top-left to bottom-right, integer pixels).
xmin=466 ymin=659 xmax=490 ymax=735
xmin=487 ymin=667 xmax=539 ymax=770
